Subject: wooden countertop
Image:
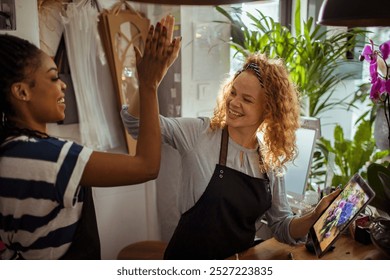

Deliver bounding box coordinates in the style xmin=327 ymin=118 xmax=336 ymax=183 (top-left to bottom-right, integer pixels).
xmin=116 ymin=234 xmax=389 ymax=260
xmin=228 ymin=234 xmax=389 ymax=260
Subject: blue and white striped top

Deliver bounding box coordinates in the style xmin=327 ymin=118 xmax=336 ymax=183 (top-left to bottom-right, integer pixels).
xmin=0 ymin=135 xmax=93 ymax=259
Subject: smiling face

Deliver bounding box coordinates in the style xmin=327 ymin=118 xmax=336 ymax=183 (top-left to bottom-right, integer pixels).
xmin=10 ymin=51 xmax=67 ymax=132
xmin=225 ymin=70 xmax=266 ymax=134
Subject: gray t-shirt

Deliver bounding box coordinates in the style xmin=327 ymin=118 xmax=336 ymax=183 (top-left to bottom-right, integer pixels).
xmin=121 ymin=107 xmax=304 ymax=245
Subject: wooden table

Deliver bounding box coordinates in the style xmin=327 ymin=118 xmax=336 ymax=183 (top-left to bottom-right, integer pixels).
xmin=117 ymin=234 xmax=389 ymax=260
xmin=117 ymin=240 xmax=167 ymax=260
xmin=228 ymin=234 xmax=389 ymax=260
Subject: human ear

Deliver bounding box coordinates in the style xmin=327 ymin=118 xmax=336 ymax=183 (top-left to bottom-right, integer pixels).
xmin=10 ymin=82 xmax=30 ymax=101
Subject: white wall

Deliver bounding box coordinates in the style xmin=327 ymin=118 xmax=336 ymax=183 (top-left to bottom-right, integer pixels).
xmin=180 ymin=6 xmax=231 ymax=118
xmin=0 ymin=0 xmax=39 ymax=45
xmin=318 ymin=80 xmax=356 ymax=141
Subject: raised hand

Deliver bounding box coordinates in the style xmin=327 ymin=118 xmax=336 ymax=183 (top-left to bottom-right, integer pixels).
xmin=136 ymin=18 xmax=181 ymax=90
xmin=160 ymin=15 xmax=181 ymax=68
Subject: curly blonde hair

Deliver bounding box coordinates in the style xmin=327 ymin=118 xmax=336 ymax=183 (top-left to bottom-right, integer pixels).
xmin=210 ymin=53 xmax=301 ymax=172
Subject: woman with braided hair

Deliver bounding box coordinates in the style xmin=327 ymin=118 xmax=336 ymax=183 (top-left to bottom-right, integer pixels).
xmin=122 ymin=53 xmax=340 ymax=260
xmin=0 ymin=15 xmax=181 ymax=259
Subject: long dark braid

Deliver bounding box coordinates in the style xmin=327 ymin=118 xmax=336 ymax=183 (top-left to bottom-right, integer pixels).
xmin=0 ymin=34 xmax=44 ymax=143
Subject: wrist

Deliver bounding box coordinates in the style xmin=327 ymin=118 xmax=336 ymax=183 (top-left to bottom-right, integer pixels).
xmin=309 ymin=206 xmax=321 ymax=224
xmin=139 ymin=84 xmax=158 ymax=93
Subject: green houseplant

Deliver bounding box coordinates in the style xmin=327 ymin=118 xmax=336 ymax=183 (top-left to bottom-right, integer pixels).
xmin=367 ymin=163 xmax=390 ymax=216
xmin=317 ymin=119 xmax=388 ymax=187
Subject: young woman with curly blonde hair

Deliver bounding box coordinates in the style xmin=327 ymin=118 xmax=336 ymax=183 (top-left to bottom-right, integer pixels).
xmin=210 ymin=53 xmax=300 ymax=173
xmin=122 ymin=52 xmax=340 ymax=260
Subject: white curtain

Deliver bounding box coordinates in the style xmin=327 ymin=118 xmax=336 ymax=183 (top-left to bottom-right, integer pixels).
xmin=61 ymin=1 xmax=123 ymax=151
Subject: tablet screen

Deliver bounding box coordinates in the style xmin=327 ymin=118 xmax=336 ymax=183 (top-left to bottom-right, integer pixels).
xmin=309 ymin=173 xmax=375 ymax=258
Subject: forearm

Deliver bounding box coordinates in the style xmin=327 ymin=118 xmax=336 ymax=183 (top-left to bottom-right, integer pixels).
xmin=136 ymin=84 xmax=161 ymax=174
xmin=289 ymin=210 xmax=317 ymax=239
xmin=126 ymin=84 xmax=140 ymax=118
xmin=129 ymin=14 xmax=179 ymax=174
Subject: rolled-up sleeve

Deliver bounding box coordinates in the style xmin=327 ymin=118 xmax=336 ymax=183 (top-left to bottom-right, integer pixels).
xmin=120 ymin=105 xmax=141 ymax=139
xmin=120 ymin=106 xmax=208 ymax=153
xmin=265 ymin=173 xmax=307 ymax=245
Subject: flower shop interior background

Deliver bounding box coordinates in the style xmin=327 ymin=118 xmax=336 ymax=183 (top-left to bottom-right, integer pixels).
xmin=0 ymin=0 xmax=389 ymax=259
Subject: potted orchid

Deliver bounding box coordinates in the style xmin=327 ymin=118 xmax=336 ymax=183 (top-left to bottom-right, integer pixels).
xmin=359 ymin=40 xmax=390 ymax=257
xmin=359 ymin=39 xmax=390 ymax=149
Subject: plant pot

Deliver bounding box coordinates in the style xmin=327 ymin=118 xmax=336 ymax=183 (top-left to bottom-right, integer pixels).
xmin=370 ymin=218 xmax=390 ymax=257
xmin=374 ymin=106 xmax=390 ymax=150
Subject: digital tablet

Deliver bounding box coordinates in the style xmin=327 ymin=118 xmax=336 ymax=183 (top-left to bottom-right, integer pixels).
xmin=309 ymin=173 xmax=375 ymax=258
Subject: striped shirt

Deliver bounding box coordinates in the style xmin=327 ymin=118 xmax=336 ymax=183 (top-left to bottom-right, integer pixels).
xmin=0 ymin=135 xmax=92 ymax=259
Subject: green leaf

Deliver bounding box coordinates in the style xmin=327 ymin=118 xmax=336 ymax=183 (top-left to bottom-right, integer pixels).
xmin=294 ymin=0 xmax=301 ymax=35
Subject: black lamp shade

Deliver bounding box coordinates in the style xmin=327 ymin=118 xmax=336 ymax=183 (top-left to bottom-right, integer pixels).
xmin=318 ymin=0 xmax=390 ymax=27
xmin=129 ymin=0 xmax=258 ymax=5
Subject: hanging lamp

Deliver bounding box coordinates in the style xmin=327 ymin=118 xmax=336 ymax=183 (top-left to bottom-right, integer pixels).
xmin=318 ymin=0 xmax=390 ymax=27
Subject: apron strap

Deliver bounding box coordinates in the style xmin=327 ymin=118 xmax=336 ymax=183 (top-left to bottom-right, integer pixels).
xmin=219 ymin=126 xmax=229 ymax=166
xmin=257 ymin=146 xmax=269 ymax=180
xmin=219 ymin=127 xmax=269 ymax=180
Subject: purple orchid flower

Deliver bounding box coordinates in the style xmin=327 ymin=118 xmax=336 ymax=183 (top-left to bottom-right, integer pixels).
xmin=360 ymin=43 xmax=376 ymax=63
xmin=371 ymin=79 xmax=384 ymax=100
xmin=361 ymin=39 xmax=390 ymax=101
xmin=370 ymin=62 xmax=378 ymax=81
xmin=362 ymin=39 xmax=390 ymax=147
xmin=379 ymin=40 xmax=390 ymax=61
xmin=384 ymin=79 xmax=390 ymax=93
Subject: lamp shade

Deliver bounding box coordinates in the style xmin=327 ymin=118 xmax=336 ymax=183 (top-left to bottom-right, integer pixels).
xmin=318 ymin=0 xmax=390 ymax=27
xmin=129 ymin=0 xmax=259 ymax=5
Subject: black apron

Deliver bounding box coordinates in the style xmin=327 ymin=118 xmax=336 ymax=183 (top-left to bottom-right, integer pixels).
xmin=60 ymin=186 xmax=101 ymax=260
xmin=11 ymin=186 xmax=100 ymax=260
xmin=164 ymin=127 xmax=272 ymax=260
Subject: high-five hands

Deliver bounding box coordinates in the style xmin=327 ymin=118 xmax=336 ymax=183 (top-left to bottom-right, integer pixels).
xmin=160 ymin=14 xmax=181 ymax=68
xmin=136 ymin=15 xmax=181 ymax=89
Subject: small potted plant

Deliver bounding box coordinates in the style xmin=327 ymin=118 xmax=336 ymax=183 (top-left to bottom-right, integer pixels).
xmin=359 ymin=39 xmax=390 ymax=257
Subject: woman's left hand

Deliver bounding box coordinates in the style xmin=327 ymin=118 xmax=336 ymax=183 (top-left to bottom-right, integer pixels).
xmin=313 ymin=188 xmax=341 ymax=218
xmin=289 ymin=188 xmax=342 ymax=239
